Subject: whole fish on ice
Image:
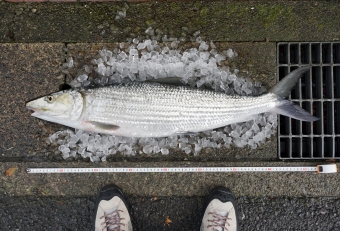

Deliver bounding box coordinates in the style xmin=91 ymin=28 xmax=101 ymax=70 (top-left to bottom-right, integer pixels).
xmin=26 ymin=66 xmax=318 ymax=138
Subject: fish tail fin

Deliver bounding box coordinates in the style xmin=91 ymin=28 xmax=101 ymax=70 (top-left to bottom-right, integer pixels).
xmin=272 ymin=100 xmax=319 ymax=121
xmin=270 ymin=66 xmax=310 ymax=98
xmin=269 ymin=66 xmax=319 ymax=122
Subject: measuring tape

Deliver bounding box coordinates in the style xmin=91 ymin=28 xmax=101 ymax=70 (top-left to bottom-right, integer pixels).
xmin=26 ymin=164 xmax=337 ymax=174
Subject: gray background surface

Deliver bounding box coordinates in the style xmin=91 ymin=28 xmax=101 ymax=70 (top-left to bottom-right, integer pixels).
xmin=1 ymin=1 xmax=340 ymax=230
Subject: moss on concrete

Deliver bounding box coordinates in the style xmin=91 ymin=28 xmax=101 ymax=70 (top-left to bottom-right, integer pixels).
xmin=0 ymin=1 xmax=339 ymax=43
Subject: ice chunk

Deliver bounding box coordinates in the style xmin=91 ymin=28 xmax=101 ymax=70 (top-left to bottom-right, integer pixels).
xmin=161 ymin=148 xmax=169 ymax=155
xmin=145 ymin=27 xmax=154 ymax=35
xmin=118 ymin=51 xmax=127 ymax=60
xmin=178 ymin=137 xmax=188 ymax=143
xmin=245 ymin=130 xmax=253 ymax=138
xmin=183 ymin=146 xmax=192 ymax=154
xmin=137 ymin=42 xmax=146 ymax=50
xmin=178 ymin=142 xmax=187 ymax=148
xmin=49 ymin=133 xmax=59 ymax=143
xmin=230 ymin=131 xmax=240 ymax=138
xmin=225 ymin=49 xmax=236 ymax=59
xmin=70 ymin=135 xmax=79 ymax=143
xmin=118 ymin=144 xmax=126 ymax=152
xmin=199 ymin=51 xmax=210 ymax=61
xmin=69 ymin=79 xmax=81 ymax=88
xmin=171 ymin=41 xmax=179 ymax=48
xmin=153 ymin=146 xmax=161 ymax=153
xmin=215 ymin=54 xmax=225 ymax=63
xmin=75 ymin=130 xmax=83 ymax=138
xmin=199 ymin=42 xmax=209 ymax=51
xmin=109 ymin=149 xmax=117 ymax=155
xmin=90 ymin=155 xmax=100 ymax=162
xmin=193 ymin=30 xmax=200 ymax=37
xmin=210 ymin=41 xmax=216 ymax=49
xmin=70 ymin=151 xmax=77 ymax=157
xmin=129 ymin=48 xmax=138 ymax=56
xmin=252 ymin=123 xmax=260 ymax=133
xmin=133 ymin=38 xmax=139 ymax=44
xmin=62 ymin=152 xmax=70 ymax=159
xmin=67 ymin=58 xmax=74 ymax=68
xmin=194 ymin=145 xmax=202 ymax=155
xmin=62 ymin=147 xmax=70 ymax=154
xmin=78 ymin=147 xmax=86 ymax=155
xmin=143 ymin=146 xmax=153 ymax=154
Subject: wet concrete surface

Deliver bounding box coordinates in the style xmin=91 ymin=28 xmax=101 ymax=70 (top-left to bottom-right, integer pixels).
xmin=1 ymin=195 xmax=340 ymax=231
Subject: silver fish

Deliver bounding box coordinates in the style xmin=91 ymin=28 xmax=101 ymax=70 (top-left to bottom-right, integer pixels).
xmin=26 ymin=66 xmax=318 ymax=138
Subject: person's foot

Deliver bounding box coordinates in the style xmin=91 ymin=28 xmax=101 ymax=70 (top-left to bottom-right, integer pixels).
xmin=200 ymin=186 xmax=239 ymax=231
xmin=93 ymin=185 xmax=133 ymax=231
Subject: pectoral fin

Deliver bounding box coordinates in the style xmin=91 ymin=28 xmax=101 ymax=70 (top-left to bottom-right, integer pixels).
xmin=87 ymin=121 xmax=120 ymax=131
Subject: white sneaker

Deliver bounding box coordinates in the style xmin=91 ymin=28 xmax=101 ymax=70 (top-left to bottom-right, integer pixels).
xmin=200 ymin=187 xmax=239 ymax=231
xmin=93 ymin=185 xmax=133 ymax=231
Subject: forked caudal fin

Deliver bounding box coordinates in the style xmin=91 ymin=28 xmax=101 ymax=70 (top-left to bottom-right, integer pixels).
xmin=269 ymin=66 xmax=319 ymax=122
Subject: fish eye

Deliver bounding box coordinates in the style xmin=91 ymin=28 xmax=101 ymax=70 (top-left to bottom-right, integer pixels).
xmin=45 ymin=96 xmax=55 ymax=103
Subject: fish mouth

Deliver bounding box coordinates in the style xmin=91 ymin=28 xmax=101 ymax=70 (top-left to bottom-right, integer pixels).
xmin=26 ymin=105 xmax=39 ymax=116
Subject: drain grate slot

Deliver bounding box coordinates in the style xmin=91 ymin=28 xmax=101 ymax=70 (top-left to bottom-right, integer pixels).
xmin=277 ymin=42 xmax=340 ymax=159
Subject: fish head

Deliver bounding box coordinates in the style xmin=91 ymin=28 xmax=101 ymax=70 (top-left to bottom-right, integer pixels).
xmin=26 ymin=90 xmax=83 ymax=123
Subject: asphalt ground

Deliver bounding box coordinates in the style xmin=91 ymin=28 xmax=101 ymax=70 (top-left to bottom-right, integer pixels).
xmin=1 ymin=1 xmax=340 ymax=230
xmin=1 ymin=195 xmax=340 ymax=231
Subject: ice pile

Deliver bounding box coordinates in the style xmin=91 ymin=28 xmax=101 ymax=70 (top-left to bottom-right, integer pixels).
xmin=52 ymin=37 xmax=277 ymax=161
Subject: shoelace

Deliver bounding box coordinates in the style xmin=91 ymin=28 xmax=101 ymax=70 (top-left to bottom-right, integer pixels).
xmin=207 ymin=212 xmax=232 ymax=231
xmin=100 ymin=209 xmax=126 ymax=231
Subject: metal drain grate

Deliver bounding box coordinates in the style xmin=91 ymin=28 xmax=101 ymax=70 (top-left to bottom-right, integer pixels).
xmin=277 ymin=42 xmax=340 ymax=159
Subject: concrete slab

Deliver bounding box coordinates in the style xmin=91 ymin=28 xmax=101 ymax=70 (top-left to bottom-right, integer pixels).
xmin=1 ymin=161 xmax=339 ymax=197
xmin=0 ymin=1 xmax=339 ymax=43
xmin=0 ymin=43 xmax=66 ymax=159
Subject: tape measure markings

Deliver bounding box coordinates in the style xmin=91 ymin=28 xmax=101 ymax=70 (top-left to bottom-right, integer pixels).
xmin=26 ymin=165 xmax=337 ymax=174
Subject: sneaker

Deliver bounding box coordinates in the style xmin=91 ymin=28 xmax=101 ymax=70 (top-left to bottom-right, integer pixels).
xmin=93 ymin=185 xmax=133 ymax=231
xmin=200 ymin=186 xmax=239 ymax=231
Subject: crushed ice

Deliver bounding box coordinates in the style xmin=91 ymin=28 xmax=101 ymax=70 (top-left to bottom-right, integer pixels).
xmin=52 ymin=33 xmax=277 ymax=161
